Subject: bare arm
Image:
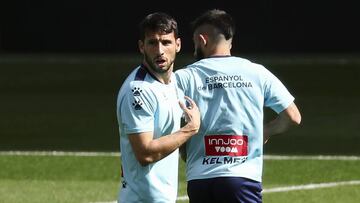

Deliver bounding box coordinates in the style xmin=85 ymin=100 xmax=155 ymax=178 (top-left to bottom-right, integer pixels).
xmin=264 ymin=102 xmax=301 ymax=144
xmin=128 ymin=96 xmax=200 ymax=166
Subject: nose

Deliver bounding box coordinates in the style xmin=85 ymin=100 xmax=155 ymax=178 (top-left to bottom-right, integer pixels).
xmin=156 ymin=42 xmax=165 ymax=55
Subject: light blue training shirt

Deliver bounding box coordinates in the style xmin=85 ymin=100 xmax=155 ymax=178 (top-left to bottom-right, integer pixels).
xmin=117 ymin=64 xmax=182 ymax=203
xmin=175 ymin=56 xmax=294 ymax=182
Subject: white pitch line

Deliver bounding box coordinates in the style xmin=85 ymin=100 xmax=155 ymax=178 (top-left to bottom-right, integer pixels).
xmin=89 ymin=202 xmax=117 ymax=203
xmin=176 ymin=196 xmax=190 ymax=201
xmin=2 ymin=151 xmax=359 ymax=203
xmin=1 ymin=151 xmax=360 ymax=160
xmin=91 ymin=180 xmax=360 ymax=203
xmin=262 ymin=180 xmax=360 ymax=193
xmin=264 ymin=155 xmax=360 ymax=161
xmin=0 ymin=151 xmax=120 ymax=157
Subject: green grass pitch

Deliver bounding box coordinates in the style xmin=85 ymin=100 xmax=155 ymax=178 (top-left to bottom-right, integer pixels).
xmin=1 ymin=54 xmax=360 ymax=202
xmin=0 ymin=154 xmax=360 ymax=203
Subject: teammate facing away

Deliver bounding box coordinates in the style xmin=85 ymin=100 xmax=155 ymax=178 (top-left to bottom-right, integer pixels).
xmin=175 ymin=9 xmax=301 ymax=203
xmin=116 ymin=12 xmax=200 ymax=203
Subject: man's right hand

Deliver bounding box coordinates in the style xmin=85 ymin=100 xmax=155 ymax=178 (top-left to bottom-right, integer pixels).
xmin=179 ymin=96 xmax=201 ymax=134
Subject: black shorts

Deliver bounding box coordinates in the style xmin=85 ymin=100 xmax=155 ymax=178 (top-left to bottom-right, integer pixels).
xmin=187 ymin=177 xmax=262 ymax=203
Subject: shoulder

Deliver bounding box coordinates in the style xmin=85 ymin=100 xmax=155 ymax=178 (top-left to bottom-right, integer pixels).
xmin=127 ymin=66 xmax=157 ymax=90
xmin=118 ymin=68 xmax=156 ymax=101
xmin=237 ymin=57 xmax=266 ymax=70
xmin=175 ymin=59 xmax=206 ymax=75
xmin=128 ymin=80 xmax=155 ymax=100
xmin=175 ymin=65 xmax=196 ymax=80
xmin=239 ymin=57 xmax=271 ymax=76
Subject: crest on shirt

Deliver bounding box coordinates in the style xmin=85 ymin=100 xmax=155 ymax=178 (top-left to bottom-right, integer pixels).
xmin=132 ymin=99 xmax=143 ymax=110
xmin=132 ymin=87 xmax=142 ymax=96
xmin=162 ymin=92 xmax=168 ymax=100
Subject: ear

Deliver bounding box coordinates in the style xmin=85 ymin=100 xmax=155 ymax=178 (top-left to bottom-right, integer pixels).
xmin=176 ymin=38 xmax=181 ymax=53
xmin=199 ymin=34 xmax=208 ymax=47
xmin=138 ymin=40 xmax=144 ymax=54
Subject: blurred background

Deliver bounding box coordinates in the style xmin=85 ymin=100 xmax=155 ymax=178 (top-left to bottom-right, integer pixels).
xmin=1 ymin=1 xmax=360 ymax=53
xmin=1 ymin=0 xmax=359 ymax=154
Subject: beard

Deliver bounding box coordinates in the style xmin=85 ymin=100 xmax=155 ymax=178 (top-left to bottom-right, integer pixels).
xmin=144 ymin=52 xmax=173 ymax=74
xmin=194 ymin=47 xmax=205 ymax=60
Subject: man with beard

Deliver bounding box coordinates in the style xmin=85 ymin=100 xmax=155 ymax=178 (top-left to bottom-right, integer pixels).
xmin=116 ymin=12 xmax=200 ymax=203
xmin=175 ymin=9 xmax=301 ymax=203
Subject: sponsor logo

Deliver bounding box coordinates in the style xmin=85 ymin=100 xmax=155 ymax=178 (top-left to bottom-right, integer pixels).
xmin=132 ymin=99 xmax=143 ymax=110
xmin=196 ymin=75 xmax=253 ymax=90
xmin=202 ymin=156 xmax=248 ymax=165
xmin=132 ymin=87 xmax=142 ymax=96
xmin=205 ymin=135 xmax=248 ymax=156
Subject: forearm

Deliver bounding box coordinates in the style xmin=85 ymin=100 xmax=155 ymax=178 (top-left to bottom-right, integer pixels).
xmin=135 ymin=127 xmax=197 ymax=166
xmin=264 ymin=116 xmax=292 ymax=137
xmin=264 ymin=102 xmax=301 ymax=143
xmin=130 ymin=96 xmax=200 ymax=166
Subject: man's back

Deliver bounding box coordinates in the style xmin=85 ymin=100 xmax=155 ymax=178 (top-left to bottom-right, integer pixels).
xmin=176 ymin=56 xmax=294 ymax=182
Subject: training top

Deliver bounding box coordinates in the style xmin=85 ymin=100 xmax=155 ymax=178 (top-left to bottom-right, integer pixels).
xmin=175 ymin=56 xmax=294 ymax=182
xmin=117 ymin=64 xmax=182 ymax=203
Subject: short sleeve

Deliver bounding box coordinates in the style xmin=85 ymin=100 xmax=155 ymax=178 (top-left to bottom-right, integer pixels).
xmin=120 ymin=82 xmax=156 ymax=134
xmin=263 ymin=69 xmax=295 ymax=113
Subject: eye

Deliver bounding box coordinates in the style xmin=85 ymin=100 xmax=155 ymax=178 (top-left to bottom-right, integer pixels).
xmin=147 ymin=40 xmax=157 ymax=46
xmin=161 ymin=40 xmax=173 ymax=46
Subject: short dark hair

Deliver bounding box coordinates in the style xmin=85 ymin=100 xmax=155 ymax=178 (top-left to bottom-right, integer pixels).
xmin=191 ymin=9 xmax=235 ymax=40
xmin=139 ymin=12 xmax=179 ymax=40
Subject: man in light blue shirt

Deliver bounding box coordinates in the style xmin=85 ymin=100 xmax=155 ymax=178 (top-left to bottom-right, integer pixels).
xmin=175 ymin=9 xmax=301 ymax=203
xmin=116 ymin=12 xmax=200 ymax=203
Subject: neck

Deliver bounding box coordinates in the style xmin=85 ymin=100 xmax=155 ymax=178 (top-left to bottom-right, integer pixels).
xmin=206 ymin=42 xmax=231 ymax=58
xmin=153 ymin=71 xmax=172 ymax=84
xmin=207 ymin=48 xmax=231 ymax=58
xmin=142 ymin=63 xmax=173 ymax=84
